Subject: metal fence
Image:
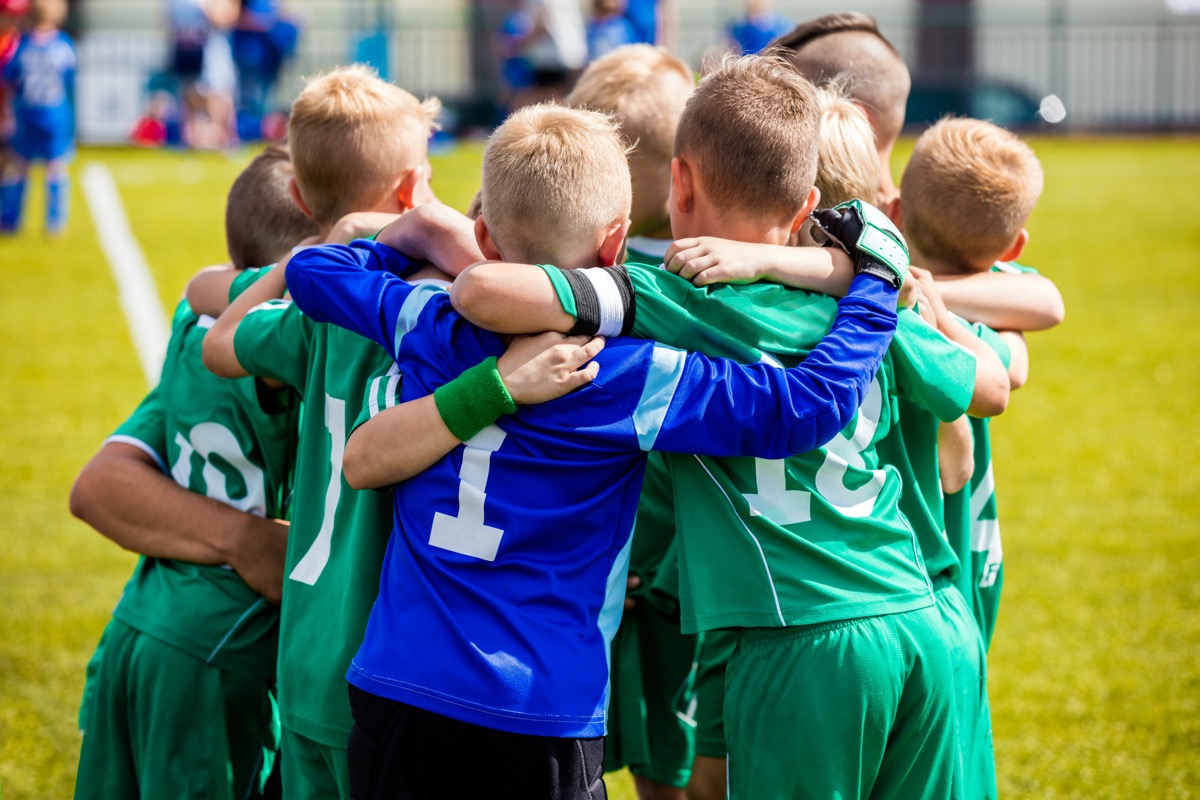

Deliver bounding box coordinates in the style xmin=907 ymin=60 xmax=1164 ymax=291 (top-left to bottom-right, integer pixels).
xmin=74 ymin=4 xmax=1200 ymax=143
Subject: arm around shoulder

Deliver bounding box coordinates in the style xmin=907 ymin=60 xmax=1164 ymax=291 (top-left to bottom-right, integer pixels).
xmin=935 ymin=271 xmax=1065 ymax=332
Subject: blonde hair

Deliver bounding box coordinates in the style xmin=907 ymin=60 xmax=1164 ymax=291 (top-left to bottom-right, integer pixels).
xmin=481 ymin=104 xmax=631 ymax=265
xmin=675 ymin=54 xmax=819 ymax=219
xmin=226 ymin=145 xmax=319 ymax=269
xmin=288 ymin=65 xmax=441 ymax=227
xmin=901 ymin=117 xmax=1043 ymax=270
xmin=775 ymin=12 xmax=911 ymax=151
xmin=814 ymin=83 xmax=879 ymax=207
xmin=566 ymin=44 xmax=694 ymax=160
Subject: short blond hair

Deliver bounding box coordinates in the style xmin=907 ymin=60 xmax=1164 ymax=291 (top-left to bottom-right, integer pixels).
xmin=675 ymin=54 xmax=819 ymax=219
xmin=901 ymin=117 xmax=1043 ymax=270
xmin=288 ymin=65 xmax=441 ymax=227
xmin=566 ymin=44 xmax=694 ymax=160
xmin=814 ymin=84 xmax=879 ymax=207
xmin=481 ymin=104 xmax=631 ymax=265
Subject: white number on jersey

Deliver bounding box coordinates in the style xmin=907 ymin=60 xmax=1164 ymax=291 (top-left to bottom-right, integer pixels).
xmin=970 ymin=460 xmax=1003 ymax=588
xmin=289 ymin=395 xmax=345 ymax=585
xmin=742 ymin=377 xmax=885 ymax=526
xmin=429 ymin=425 xmax=507 ymax=561
xmin=171 ymin=422 xmax=266 ymax=516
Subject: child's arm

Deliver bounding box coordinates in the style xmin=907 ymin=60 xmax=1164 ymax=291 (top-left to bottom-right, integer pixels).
xmin=938 ymin=417 xmax=975 ymax=495
xmin=344 ymin=332 xmax=605 ymax=489
xmin=999 ymin=330 xmax=1029 ymax=389
xmin=934 ymin=270 xmax=1065 ymax=332
xmin=648 ymin=273 xmax=899 ymax=457
xmin=450 ymin=261 xmax=576 ymax=334
xmin=185 ymin=265 xmax=239 ymax=318
xmin=911 ymin=268 xmax=1010 ymax=417
xmin=71 ymin=442 xmax=289 ymax=604
xmin=663 ymin=234 xmax=855 ymax=296
xmin=373 ymin=203 xmax=485 ymax=276
xmin=326 ymin=212 xmax=402 ymax=245
xmin=203 ymin=262 xmax=290 ymax=379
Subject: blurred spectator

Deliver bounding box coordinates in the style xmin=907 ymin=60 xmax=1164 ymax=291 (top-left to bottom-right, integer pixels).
xmin=623 ymin=0 xmax=658 ymax=44
xmin=1 ymin=0 xmax=73 ymax=235
xmin=166 ymin=0 xmax=237 ymax=148
xmin=0 ymin=0 xmax=29 ymax=177
xmin=509 ymin=0 xmax=586 ymax=107
xmin=229 ymin=0 xmax=301 ymax=140
xmin=727 ymin=0 xmax=790 ymax=55
xmin=587 ymin=0 xmax=635 ymax=62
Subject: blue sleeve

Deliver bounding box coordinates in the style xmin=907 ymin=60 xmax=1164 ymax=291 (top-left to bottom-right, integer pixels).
xmin=644 ymin=274 xmax=898 ymax=458
xmin=285 ymin=240 xmax=423 ymax=358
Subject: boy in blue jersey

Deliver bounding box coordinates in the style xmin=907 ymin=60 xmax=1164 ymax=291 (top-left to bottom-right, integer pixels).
xmin=282 ymin=101 xmax=908 ymax=799
xmin=1 ymin=0 xmax=73 ymax=234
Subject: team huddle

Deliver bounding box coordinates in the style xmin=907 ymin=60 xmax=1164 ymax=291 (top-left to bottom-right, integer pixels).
xmin=69 ymin=11 xmax=1064 ymax=800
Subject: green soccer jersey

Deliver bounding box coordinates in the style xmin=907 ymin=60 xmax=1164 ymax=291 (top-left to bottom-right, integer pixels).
xmin=540 ymin=263 xmax=978 ymax=632
xmin=108 ymin=299 xmax=297 ymax=681
xmin=945 ymin=320 xmax=1011 ymax=649
xmin=231 ymin=277 xmax=459 ymax=747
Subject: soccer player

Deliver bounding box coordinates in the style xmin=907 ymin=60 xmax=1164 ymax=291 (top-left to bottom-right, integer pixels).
xmin=566 ymin=44 xmax=718 ymax=800
xmin=196 ymin=67 xmax=606 ymax=800
xmin=898 ymin=117 xmax=1052 ymax=649
xmin=447 ymin=55 xmax=1011 ymax=799
xmin=71 ymin=145 xmax=317 ymax=800
xmin=1 ymin=0 xmax=73 ymax=235
xmin=282 ymin=101 xmax=906 ymax=799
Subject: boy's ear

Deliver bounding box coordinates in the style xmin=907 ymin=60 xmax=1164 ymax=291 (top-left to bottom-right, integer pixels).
xmin=597 ymin=217 xmax=632 ymax=267
xmin=998 ymin=228 xmax=1029 ymax=263
xmin=474 ymin=216 xmax=503 ymax=261
xmin=670 ymin=157 xmax=694 ymax=214
xmin=886 ymin=194 xmax=903 ymax=229
xmin=789 ymin=186 xmax=822 ymax=235
xmin=396 ymin=162 xmax=433 ymax=212
xmin=289 ymin=178 xmax=315 ymax=220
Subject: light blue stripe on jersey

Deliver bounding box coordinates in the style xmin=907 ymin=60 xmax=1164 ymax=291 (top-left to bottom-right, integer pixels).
xmin=598 ymin=529 xmax=634 ymax=727
xmin=633 ymin=344 xmax=687 ymax=451
xmin=394 ymin=280 xmax=450 ymax=355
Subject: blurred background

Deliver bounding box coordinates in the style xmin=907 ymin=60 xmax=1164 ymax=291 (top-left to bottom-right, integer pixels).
xmin=64 ymin=0 xmax=1200 ymax=146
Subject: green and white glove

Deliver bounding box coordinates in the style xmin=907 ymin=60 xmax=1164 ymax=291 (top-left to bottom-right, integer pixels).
xmin=811 ymin=199 xmax=909 ymax=289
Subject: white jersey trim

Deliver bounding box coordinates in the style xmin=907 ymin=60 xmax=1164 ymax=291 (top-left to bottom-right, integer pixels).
xmin=105 ymin=435 xmax=168 ymax=474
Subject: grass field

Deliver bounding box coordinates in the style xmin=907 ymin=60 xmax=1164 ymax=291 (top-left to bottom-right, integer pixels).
xmin=0 ymin=136 xmax=1197 ymax=799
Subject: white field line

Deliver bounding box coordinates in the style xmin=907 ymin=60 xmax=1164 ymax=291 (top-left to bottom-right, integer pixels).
xmin=81 ymin=162 xmax=169 ymax=386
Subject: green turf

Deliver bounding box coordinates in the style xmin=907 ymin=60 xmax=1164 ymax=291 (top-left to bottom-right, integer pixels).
xmin=0 ymin=137 xmax=1196 ymax=798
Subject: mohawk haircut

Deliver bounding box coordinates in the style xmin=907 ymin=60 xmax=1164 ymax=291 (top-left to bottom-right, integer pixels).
xmin=771 ymin=12 xmax=911 ymax=150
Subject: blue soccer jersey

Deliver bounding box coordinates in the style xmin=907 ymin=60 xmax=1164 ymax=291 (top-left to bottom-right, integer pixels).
xmin=3 ymin=30 xmax=75 ymax=160
xmin=285 ymin=241 xmax=899 ymax=738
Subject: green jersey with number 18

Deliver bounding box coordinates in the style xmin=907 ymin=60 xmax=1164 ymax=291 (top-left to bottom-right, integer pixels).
xmin=539 ymin=262 xmax=979 ymax=632
xmin=107 ymin=298 xmax=297 ymax=681
xmin=231 ymin=268 xmax=399 ymax=747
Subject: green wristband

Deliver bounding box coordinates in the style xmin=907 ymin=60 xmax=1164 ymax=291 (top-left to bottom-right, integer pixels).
xmin=434 ymin=356 xmax=518 ymax=442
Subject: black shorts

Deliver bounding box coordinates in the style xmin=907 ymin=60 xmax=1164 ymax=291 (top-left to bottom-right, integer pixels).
xmin=347 ymin=685 xmax=606 ymax=799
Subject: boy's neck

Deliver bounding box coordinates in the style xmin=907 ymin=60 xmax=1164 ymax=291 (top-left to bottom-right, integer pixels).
xmin=909 ymin=245 xmax=977 ymax=277
xmin=676 ymin=203 xmax=793 ymax=247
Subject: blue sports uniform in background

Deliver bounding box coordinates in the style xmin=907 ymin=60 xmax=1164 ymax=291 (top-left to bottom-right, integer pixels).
xmin=1 ymin=28 xmax=74 ymax=233
xmin=285 ymin=239 xmax=899 ymax=741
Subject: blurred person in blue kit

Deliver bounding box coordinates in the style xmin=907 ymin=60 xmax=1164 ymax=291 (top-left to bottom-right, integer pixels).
xmin=727 ymin=0 xmax=790 ymax=54
xmin=1 ymin=0 xmax=73 ymax=235
xmin=229 ymin=0 xmax=300 ymax=140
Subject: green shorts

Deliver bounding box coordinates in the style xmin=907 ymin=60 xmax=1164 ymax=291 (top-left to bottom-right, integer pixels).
xmin=281 ymin=725 xmax=351 ymax=800
xmin=934 ymin=577 xmax=997 ymax=800
xmin=74 ymin=619 xmax=278 ymax=800
xmin=604 ymin=603 xmax=699 ymax=789
xmin=693 ymin=629 xmax=735 ymax=758
xmin=724 ymin=604 xmax=960 ymax=800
